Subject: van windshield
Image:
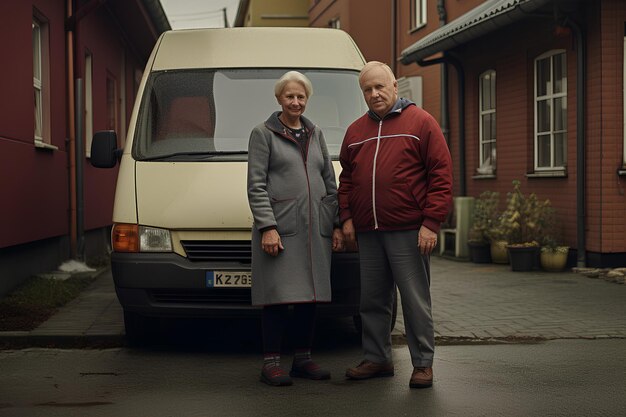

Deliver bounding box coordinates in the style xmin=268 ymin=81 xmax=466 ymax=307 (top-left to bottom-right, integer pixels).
xmin=133 ymin=69 xmax=368 ymax=161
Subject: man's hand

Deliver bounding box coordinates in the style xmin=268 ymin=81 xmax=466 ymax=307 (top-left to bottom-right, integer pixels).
xmin=342 ymin=218 xmax=356 ymax=245
xmin=418 ymin=225 xmax=438 ymax=255
xmin=332 ymin=228 xmax=345 ymax=252
xmin=261 ymin=229 xmax=284 ymax=256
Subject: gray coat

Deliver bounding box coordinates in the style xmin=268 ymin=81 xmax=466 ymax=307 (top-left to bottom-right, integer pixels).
xmin=247 ymin=112 xmax=338 ymax=306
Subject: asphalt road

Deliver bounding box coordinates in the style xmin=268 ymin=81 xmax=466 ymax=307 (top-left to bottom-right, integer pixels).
xmin=1 ymin=338 xmax=625 ymax=417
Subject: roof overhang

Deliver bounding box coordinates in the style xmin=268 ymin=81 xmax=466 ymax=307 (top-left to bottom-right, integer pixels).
xmin=400 ymin=0 xmax=578 ymax=65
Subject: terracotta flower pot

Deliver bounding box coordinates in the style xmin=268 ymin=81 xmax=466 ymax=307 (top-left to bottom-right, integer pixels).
xmin=540 ymin=247 xmax=569 ymax=272
xmin=490 ymin=240 xmax=509 ymax=264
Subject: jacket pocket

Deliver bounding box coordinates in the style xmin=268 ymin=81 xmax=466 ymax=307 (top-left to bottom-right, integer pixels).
xmin=271 ymin=198 xmax=298 ymax=237
xmin=319 ymin=194 xmax=338 ymax=238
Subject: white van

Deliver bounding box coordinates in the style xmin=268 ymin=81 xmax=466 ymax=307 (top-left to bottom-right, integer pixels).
xmin=91 ymin=27 xmax=375 ymax=342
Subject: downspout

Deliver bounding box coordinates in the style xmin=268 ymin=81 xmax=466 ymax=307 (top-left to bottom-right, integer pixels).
xmin=437 ymin=0 xmax=449 ymax=143
xmin=416 ymin=54 xmax=466 ymax=196
xmin=66 ymin=0 xmax=77 ymax=258
xmin=391 ymin=0 xmax=397 ymax=74
xmin=563 ymin=17 xmax=586 ymax=267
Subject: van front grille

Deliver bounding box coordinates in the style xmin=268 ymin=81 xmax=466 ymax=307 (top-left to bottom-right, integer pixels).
xmin=180 ymin=240 xmax=252 ymax=263
xmin=150 ymin=289 xmax=252 ymax=304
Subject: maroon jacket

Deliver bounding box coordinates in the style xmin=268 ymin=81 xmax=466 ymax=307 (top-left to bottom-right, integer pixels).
xmin=338 ymin=99 xmax=453 ymax=233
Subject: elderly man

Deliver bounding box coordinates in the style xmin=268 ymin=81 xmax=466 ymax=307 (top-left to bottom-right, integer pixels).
xmin=339 ymin=61 xmax=453 ymax=388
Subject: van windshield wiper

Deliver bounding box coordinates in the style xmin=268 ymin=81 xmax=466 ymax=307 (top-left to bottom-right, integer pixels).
xmin=141 ymin=150 xmax=248 ymax=161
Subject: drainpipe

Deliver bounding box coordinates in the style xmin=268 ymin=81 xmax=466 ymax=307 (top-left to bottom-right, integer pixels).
xmin=437 ymin=0 xmax=449 ymax=143
xmin=417 ymin=54 xmax=466 ymax=197
xmin=66 ymin=0 xmax=77 ymax=259
xmin=391 ymin=0 xmax=397 ymax=74
xmin=563 ymin=17 xmax=586 ymax=267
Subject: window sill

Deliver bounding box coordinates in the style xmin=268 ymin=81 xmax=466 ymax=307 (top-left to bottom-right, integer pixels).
xmin=472 ymin=173 xmax=496 ymax=180
xmin=409 ymin=23 xmax=427 ymax=34
xmin=34 ymin=141 xmax=59 ymax=151
xmin=526 ymin=170 xmax=567 ymax=178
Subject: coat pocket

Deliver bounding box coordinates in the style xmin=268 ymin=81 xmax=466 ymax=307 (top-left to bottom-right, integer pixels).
xmin=271 ymin=198 xmax=298 ymax=237
xmin=319 ymin=194 xmax=338 ymax=238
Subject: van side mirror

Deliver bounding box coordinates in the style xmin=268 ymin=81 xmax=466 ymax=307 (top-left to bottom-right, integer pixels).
xmin=91 ymin=130 xmax=122 ymax=168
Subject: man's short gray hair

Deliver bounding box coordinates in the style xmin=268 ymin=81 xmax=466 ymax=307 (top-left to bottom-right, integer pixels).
xmin=359 ymin=61 xmax=396 ymax=84
xmin=274 ymin=71 xmax=313 ymax=98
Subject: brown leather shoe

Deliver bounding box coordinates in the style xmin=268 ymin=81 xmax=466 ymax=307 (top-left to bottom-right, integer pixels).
xmin=409 ymin=367 xmax=433 ymax=388
xmin=345 ymin=360 xmax=394 ymax=380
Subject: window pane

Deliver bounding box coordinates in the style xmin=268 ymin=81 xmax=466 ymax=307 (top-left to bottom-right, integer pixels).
xmin=491 ymin=72 xmax=496 ymax=106
xmin=34 ymin=88 xmax=42 ymax=139
xmin=482 ymin=114 xmax=492 ymax=141
xmin=537 ymin=134 xmax=551 ymax=167
xmin=32 ymin=22 xmax=41 ymax=80
xmin=554 ymin=132 xmax=566 ymax=167
xmin=554 ymin=97 xmax=566 ymax=131
xmin=553 ymin=53 xmax=566 ymax=94
xmin=536 ymin=57 xmax=550 ymax=96
xmin=490 ymin=113 xmax=496 ymax=140
xmin=537 ymin=100 xmax=551 ymax=132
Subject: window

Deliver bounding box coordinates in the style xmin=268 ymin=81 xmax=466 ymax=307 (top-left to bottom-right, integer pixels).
xmin=478 ymin=70 xmax=496 ymax=175
xmin=32 ymin=14 xmax=53 ymax=148
xmin=329 ymin=17 xmax=340 ymax=29
xmin=33 ymin=19 xmax=42 ymax=142
xmin=106 ymin=73 xmax=118 ymax=132
xmin=85 ymin=53 xmax=93 ymax=157
xmin=411 ymin=0 xmax=427 ymax=30
xmin=623 ymin=30 xmax=626 ymax=168
xmin=133 ymin=69 xmax=367 ymax=161
xmin=534 ymin=50 xmax=567 ymax=170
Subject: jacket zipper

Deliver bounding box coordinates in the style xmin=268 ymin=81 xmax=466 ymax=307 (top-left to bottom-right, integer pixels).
xmin=372 ymin=120 xmax=383 ymax=230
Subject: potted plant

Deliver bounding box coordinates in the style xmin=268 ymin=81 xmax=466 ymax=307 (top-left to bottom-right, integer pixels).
xmin=493 ymin=180 xmax=551 ymax=271
xmin=467 ymin=191 xmax=499 ymax=263
xmin=539 ymin=215 xmax=570 ymax=272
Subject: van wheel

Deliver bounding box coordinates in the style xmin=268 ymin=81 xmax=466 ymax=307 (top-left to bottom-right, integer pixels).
xmin=123 ymin=311 xmax=154 ymax=347
xmin=352 ymin=290 xmax=398 ymax=333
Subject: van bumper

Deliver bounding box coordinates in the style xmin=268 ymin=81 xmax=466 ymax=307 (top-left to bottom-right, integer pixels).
xmin=111 ymin=252 xmax=360 ymax=319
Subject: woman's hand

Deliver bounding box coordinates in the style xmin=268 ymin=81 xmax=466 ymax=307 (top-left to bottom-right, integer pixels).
xmin=261 ymin=229 xmax=284 ymax=256
xmin=332 ymin=228 xmax=345 ymax=252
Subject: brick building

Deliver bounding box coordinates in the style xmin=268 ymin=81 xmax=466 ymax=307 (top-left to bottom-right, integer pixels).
xmin=0 ymin=0 xmax=170 ymax=295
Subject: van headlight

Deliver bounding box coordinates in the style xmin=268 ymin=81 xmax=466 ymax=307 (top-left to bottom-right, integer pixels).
xmin=139 ymin=226 xmax=172 ymax=252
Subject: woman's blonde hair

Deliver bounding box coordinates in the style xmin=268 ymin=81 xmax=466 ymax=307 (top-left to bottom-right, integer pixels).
xmin=274 ymin=71 xmax=313 ymax=98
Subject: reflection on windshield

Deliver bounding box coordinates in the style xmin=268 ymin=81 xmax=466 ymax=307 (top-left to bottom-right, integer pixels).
xmin=133 ymin=69 xmax=367 ymax=161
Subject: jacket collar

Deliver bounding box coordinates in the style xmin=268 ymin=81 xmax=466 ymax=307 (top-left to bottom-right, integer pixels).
xmin=367 ymin=97 xmax=415 ymax=121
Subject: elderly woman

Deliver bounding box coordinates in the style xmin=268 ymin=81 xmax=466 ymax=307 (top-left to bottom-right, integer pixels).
xmin=247 ymin=71 xmax=344 ymax=386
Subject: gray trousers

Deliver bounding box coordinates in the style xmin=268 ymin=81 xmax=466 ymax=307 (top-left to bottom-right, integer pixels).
xmin=357 ymin=229 xmax=434 ymax=368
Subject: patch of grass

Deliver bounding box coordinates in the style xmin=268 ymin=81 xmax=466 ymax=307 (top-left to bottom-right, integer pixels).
xmin=0 ymin=275 xmax=96 ymax=331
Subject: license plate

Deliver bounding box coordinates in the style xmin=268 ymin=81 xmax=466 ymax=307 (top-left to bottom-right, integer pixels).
xmin=206 ymin=271 xmax=252 ymax=288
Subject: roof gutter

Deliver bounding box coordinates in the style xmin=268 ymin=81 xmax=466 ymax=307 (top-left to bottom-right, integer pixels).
xmin=400 ymin=0 xmax=554 ymax=65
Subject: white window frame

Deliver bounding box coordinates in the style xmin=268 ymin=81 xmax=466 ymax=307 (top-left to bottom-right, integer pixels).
xmin=329 ymin=17 xmax=340 ymax=29
xmin=411 ymin=0 xmax=427 ymax=30
xmin=85 ymin=52 xmax=93 ymax=157
xmin=478 ymin=70 xmax=496 ymax=175
xmin=33 ymin=18 xmax=43 ymax=143
xmin=534 ymin=50 xmax=567 ymax=171
xmin=623 ymin=35 xmax=626 ymax=167
xmin=32 ymin=14 xmax=54 ymax=149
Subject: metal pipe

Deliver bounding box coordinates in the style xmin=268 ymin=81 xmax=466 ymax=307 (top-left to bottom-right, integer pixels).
xmin=75 ymin=78 xmax=85 ymax=261
xmin=437 ymin=0 xmax=449 ymax=143
xmin=417 ymin=54 xmax=466 ymax=196
xmin=564 ymin=17 xmax=586 ymax=267
xmin=66 ymin=0 xmax=77 ymax=258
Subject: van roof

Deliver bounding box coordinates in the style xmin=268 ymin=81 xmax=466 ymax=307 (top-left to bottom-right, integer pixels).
xmin=151 ymin=27 xmax=366 ymax=71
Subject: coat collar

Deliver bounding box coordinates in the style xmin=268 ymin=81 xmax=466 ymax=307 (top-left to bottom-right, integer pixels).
xmin=265 ymin=111 xmax=315 ymax=138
